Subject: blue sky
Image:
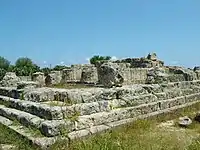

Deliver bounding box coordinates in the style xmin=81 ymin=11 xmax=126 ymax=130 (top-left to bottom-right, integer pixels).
xmin=0 ymin=0 xmax=200 ymax=67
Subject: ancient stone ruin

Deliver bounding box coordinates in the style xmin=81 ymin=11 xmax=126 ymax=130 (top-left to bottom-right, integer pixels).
xmin=1 ymin=53 xmax=200 ymax=149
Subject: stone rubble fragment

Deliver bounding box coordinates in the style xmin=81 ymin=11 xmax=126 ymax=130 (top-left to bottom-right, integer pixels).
xmin=178 ymin=116 xmax=192 ymax=127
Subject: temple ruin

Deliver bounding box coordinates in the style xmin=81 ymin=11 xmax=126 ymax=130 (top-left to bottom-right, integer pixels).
xmin=0 ymin=53 xmax=200 ymax=149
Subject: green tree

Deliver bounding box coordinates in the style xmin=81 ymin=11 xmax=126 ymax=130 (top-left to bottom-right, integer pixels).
xmin=7 ymin=65 xmax=15 ymax=72
xmin=0 ymin=68 xmax=6 ymax=80
xmin=90 ymin=55 xmax=111 ymax=65
xmin=41 ymin=67 xmax=51 ymax=76
xmin=0 ymin=56 xmax=10 ymax=70
xmin=53 ymin=65 xmax=68 ymax=71
xmin=14 ymin=57 xmax=40 ymax=76
xmin=0 ymin=56 xmax=10 ymax=80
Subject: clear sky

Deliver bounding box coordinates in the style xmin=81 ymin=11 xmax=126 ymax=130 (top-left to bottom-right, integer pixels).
xmin=0 ymin=0 xmax=200 ymax=67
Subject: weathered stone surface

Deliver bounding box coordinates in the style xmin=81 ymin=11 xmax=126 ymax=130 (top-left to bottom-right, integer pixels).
xmin=0 ymin=116 xmax=13 ymax=126
xmin=147 ymin=53 xmax=157 ymax=61
xmin=98 ymin=62 xmax=124 ymax=88
xmin=68 ymin=129 xmax=91 ymax=140
xmin=116 ymin=85 xmax=148 ymax=99
xmin=45 ymin=71 xmax=62 ymax=86
xmin=0 ymin=144 xmax=16 ymax=150
xmin=81 ymin=67 xmax=98 ymax=84
xmin=115 ymin=53 xmax=164 ymax=68
xmin=0 ymin=72 xmax=20 ymax=87
xmin=194 ymin=111 xmax=200 ymax=122
xmin=0 ymin=95 xmax=64 ymax=120
xmin=17 ymin=81 xmax=39 ymax=89
xmin=168 ymin=66 xmax=197 ymax=81
xmin=0 ymin=87 xmax=20 ymax=99
xmin=194 ymin=67 xmax=200 ymax=80
xmin=32 ymin=72 xmax=45 ymax=86
xmin=146 ymin=67 xmax=169 ymax=84
xmin=40 ymin=120 xmax=74 ymax=137
xmin=61 ymin=64 xmax=94 ymax=83
xmin=32 ymin=137 xmax=58 ymax=150
xmin=194 ymin=66 xmax=200 ymax=71
xmin=1 ymin=79 xmax=200 ymax=148
xmin=89 ymin=125 xmax=110 ymax=134
xmin=0 ymin=105 xmax=44 ymax=128
xmin=178 ymin=116 xmax=192 ymax=127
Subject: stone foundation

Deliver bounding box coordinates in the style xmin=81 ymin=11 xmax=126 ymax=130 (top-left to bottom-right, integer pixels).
xmin=1 ymin=80 xmax=200 ymax=148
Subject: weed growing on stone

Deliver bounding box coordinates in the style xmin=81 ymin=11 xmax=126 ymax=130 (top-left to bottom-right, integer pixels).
xmin=52 ymin=83 xmax=94 ymax=89
xmin=11 ymin=119 xmax=21 ymax=126
xmin=19 ymin=92 xmax=25 ymax=100
xmin=11 ymin=119 xmax=43 ymax=137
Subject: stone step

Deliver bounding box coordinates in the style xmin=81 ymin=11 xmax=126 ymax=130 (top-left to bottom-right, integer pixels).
xmin=0 ymin=87 xmax=22 ymax=99
xmin=153 ymin=88 xmax=200 ymax=100
xmin=0 ymin=93 xmax=159 ymax=120
xmin=0 ymin=95 xmax=63 ymax=120
xmin=1 ymin=83 xmax=198 ymax=106
xmin=0 ymin=115 xmax=58 ymax=149
xmin=39 ymin=93 xmax=200 ymax=137
xmin=0 ymin=104 xmax=44 ymax=129
xmin=1 ymin=91 xmax=199 ymax=138
xmin=0 ymin=91 xmax=178 ymax=121
xmin=1 ymin=87 xmax=200 ymax=122
xmin=1 ymin=94 xmax=200 ymax=148
xmin=0 ymin=144 xmax=17 ymax=150
xmin=68 ymin=99 xmax=200 ymax=140
xmin=23 ymin=85 xmax=150 ymax=103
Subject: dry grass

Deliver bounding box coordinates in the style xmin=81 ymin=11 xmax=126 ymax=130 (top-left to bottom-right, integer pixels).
xmin=50 ymin=83 xmax=96 ymax=89
xmin=51 ymin=102 xmax=200 ymax=150
xmin=2 ymin=102 xmax=200 ymax=150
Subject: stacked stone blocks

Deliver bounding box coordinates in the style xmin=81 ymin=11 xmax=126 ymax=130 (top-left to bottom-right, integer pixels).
xmin=1 ymin=80 xmax=200 ymax=148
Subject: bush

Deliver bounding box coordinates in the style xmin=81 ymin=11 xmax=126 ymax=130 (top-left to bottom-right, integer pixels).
xmin=0 ymin=68 xmax=6 ymax=80
xmin=53 ymin=65 xmax=68 ymax=71
xmin=41 ymin=67 xmax=52 ymax=76
xmin=0 ymin=56 xmax=10 ymax=70
xmin=90 ymin=55 xmax=111 ymax=65
xmin=14 ymin=57 xmax=40 ymax=76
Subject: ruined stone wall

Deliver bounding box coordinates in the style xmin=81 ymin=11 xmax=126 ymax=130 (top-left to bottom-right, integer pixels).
xmin=18 ymin=76 xmax=32 ymax=81
xmin=121 ymin=68 xmax=148 ymax=84
xmin=1 ymin=80 xmax=200 ymax=148
xmin=61 ymin=64 xmax=98 ymax=84
xmin=114 ymin=55 xmax=164 ymax=68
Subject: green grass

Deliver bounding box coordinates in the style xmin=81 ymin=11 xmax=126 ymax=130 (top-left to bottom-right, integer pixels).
xmin=0 ymin=124 xmax=39 ymax=150
xmin=51 ymin=102 xmax=200 ymax=150
xmin=2 ymin=102 xmax=200 ymax=150
xmin=49 ymin=83 xmax=96 ymax=89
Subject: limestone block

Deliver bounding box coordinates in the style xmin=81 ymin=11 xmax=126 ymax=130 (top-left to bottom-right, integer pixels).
xmin=98 ymin=62 xmax=124 ymax=88
xmin=0 ymin=72 xmax=20 ymax=87
xmin=68 ymin=129 xmax=91 ymax=140
xmin=45 ymin=71 xmax=62 ymax=86
xmin=40 ymin=120 xmax=74 ymax=137
xmin=81 ymin=67 xmax=98 ymax=84
xmin=32 ymin=72 xmax=45 ymax=86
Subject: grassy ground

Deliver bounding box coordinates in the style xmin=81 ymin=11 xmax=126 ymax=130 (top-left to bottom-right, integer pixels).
xmin=2 ymin=103 xmax=200 ymax=150
xmin=0 ymin=124 xmax=39 ymax=150
xmin=49 ymin=83 xmax=97 ymax=89
xmin=52 ymin=103 xmax=200 ymax=150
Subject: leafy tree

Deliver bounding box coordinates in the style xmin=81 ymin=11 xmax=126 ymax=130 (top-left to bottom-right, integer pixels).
xmin=53 ymin=65 xmax=68 ymax=71
xmin=0 ymin=56 xmax=10 ymax=70
xmin=90 ymin=55 xmax=111 ymax=65
xmin=14 ymin=57 xmax=40 ymax=76
xmin=7 ymin=65 xmax=15 ymax=72
xmin=0 ymin=68 xmax=6 ymax=80
xmin=41 ymin=67 xmax=51 ymax=76
xmin=0 ymin=56 xmax=10 ymax=80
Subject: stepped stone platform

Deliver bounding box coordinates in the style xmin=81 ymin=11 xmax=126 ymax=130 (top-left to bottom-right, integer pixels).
xmin=1 ymin=80 xmax=200 ymax=149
